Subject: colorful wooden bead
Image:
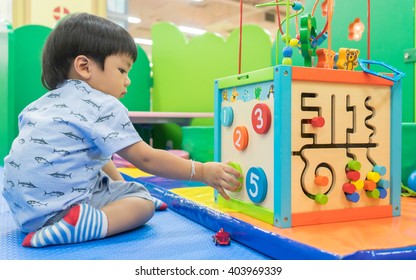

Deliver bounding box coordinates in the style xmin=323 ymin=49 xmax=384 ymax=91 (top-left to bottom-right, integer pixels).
xmin=314 ymin=193 xmax=328 ymax=205
xmin=347 ymin=160 xmax=361 ymax=171
xmin=346 ymin=192 xmax=360 ymax=203
xmin=342 ymin=182 xmax=356 ymax=194
xmin=367 ymin=171 xmax=381 ymax=183
xmin=346 ymin=170 xmax=360 ymax=181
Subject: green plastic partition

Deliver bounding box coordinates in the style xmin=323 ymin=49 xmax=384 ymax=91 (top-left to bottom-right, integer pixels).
xmin=402 ymin=123 xmax=416 ymax=185
xmin=119 ymin=45 xmax=152 ymax=143
xmin=151 ymin=22 xmax=272 ymax=114
xmin=150 ymin=22 xmax=272 ymax=148
xmin=13 ymin=25 xmax=52 ymax=138
xmin=120 ymin=45 xmax=151 ymax=112
xmin=0 ymin=21 xmax=14 ymax=161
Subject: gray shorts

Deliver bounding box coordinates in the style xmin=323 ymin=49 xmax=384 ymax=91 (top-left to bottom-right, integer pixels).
xmin=45 ymin=170 xmax=153 ymax=226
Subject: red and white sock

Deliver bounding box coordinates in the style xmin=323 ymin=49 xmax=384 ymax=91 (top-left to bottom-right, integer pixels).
xmin=22 ymin=204 xmax=108 ymax=247
xmin=152 ymin=197 xmax=167 ymax=211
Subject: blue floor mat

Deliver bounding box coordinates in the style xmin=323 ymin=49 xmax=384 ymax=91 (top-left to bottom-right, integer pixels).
xmin=0 ymin=209 xmax=270 ymax=260
xmin=0 ymin=165 xmax=269 ymax=260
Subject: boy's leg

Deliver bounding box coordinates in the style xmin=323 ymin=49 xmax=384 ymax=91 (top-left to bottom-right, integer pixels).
xmin=101 ymin=196 xmax=155 ymax=236
xmin=22 ymin=203 xmax=108 ymax=248
xmin=96 ymin=171 xmax=168 ymax=211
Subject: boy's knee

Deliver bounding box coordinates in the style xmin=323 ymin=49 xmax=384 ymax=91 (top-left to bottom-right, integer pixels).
xmin=141 ymin=198 xmax=155 ymax=217
xmin=146 ymin=199 xmax=156 ymax=214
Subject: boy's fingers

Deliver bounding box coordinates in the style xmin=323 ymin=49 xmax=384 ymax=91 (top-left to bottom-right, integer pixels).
xmin=216 ymin=186 xmax=230 ymax=200
xmin=225 ymin=178 xmax=240 ymax=191
xmin=224 ymin=164 xmax=241 ymax=177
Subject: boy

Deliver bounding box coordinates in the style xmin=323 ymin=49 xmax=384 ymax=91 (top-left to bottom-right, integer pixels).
xmin=2 ymin=13 xmax=241 ymax=248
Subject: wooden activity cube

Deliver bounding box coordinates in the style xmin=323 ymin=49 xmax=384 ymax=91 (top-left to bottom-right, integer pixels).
xmin=214 ymin=66 xmax=402 ymax=228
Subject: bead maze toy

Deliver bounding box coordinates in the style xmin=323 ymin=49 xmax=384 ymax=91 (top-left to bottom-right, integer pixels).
xmin=213 ymin=0 xmax=405 ymax=228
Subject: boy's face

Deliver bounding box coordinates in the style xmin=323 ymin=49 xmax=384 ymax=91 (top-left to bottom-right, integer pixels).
xmin=88 ymin=53 xmax=134 ymax=99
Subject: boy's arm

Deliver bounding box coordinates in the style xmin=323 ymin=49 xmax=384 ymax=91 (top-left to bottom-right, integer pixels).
xmin=102 ymin=159 xmax=125 ymax=181
xmin=117 ymin=141 xmax=241 ymax=199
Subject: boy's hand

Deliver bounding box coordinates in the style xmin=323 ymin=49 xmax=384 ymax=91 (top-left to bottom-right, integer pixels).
xmin=201 ymin=162 xmax=242 ymax=200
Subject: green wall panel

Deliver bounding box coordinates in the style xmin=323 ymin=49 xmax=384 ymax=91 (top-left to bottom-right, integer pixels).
xmin=13 ymin=25 xmax=51 ymax=116
xmin=302 ymin=0 xmax=414 ymax=121
xmin=150 ymin=22 xmax=272 ymax=148
xmin=120 ymin=45 xmax=151 ymax=112
xmin=13 ymin=25 xmax=51 ymax=140
xmin=0 ymin=21 xmax=14 ymax=161
xmin=151 ymin=22 xmax=272 ymax=115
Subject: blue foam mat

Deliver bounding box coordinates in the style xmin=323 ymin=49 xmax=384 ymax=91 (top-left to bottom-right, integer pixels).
xmin=134 ymin=175 xmax=416 ymax=260
xmin=0 ymin=207 xmax=270 ymax=260
xmin=3 ymin=166 xmax=416 ymax=260
xmin=0 ymin=166 xmax=270 ymax=260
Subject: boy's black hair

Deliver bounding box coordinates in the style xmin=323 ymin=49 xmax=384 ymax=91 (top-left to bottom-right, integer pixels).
xmin=41 ymin=13 xmax=138 ymax=90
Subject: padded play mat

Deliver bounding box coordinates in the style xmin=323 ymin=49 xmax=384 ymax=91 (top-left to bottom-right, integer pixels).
xmin=1 ymin=166 xmax=416 ymax=259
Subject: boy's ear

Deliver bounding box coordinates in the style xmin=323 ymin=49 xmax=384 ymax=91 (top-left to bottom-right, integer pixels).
xmin=73 ymin=55 xmax=92 ymax=79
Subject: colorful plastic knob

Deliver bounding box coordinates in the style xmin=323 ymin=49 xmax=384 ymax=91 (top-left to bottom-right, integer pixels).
xmin=377 ymin=179 xmax=390 ymax=189
xmin=221 ymin=106 xmax=234 ymax=127
xmin=227 ymin=161 xmax=243 ymax=191
xmin=351 ymin=179 xmax=364 ymax=190
xmin=315 ymin=175 xmax=329 ymax=186
xmin=314 ymin=193 xmax=328 ymax=205
xmin=251 ymin=103 xmax=271 ymax=134
xmin=310 ymin=116 xmax=325 ymax=127
xmin=233 ymin=126 xmax=249 ymax=151
xmin=246 ymin=167 xmax=268 ymax=204
xmin=373 ymin=165 xmax=386 ymax=176
xmin=346 ymin=192 xmax=360 ymax=203
xmin=347 ymin=160 xmax=361 ymax=171
xmin=364 ymin=180 xmax=376 ymax=191
xmin=366 ymin=189 xmax=380 ymax=199
xmin=342 ymin=182 xmax=356 ymax=194
xmin=378 ymin=187 xmax=387 ymax=199
xmin=367 ymin=172 xmax=381 ymax=183
xmin=346 ymin=170 xmax=360 ymax=181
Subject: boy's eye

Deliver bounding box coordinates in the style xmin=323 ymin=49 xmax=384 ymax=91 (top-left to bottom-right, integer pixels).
xmin=119 ymin=68 xmax=126 ymax=74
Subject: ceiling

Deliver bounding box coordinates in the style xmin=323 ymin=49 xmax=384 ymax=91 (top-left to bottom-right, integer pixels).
xmin=124 ymin=0 xmax=306 ymax=54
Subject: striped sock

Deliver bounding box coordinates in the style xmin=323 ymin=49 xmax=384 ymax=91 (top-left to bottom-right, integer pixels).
xmin=22 ymin=204 xmax=108 ymax=248
xmin=152 ymin=197 xmax=167 ymax=211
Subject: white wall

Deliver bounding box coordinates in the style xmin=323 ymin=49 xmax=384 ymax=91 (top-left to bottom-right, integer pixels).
xmin=0 ymin=0 xmax=12 ymax=23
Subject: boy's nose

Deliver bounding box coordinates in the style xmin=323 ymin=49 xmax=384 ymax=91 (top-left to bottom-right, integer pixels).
xmin=125 ymin=76 xmax=131 ymax=87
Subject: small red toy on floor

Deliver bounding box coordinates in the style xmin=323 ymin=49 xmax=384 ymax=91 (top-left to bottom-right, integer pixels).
xmin=212 ymin=228 xmax=231 ymax=246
